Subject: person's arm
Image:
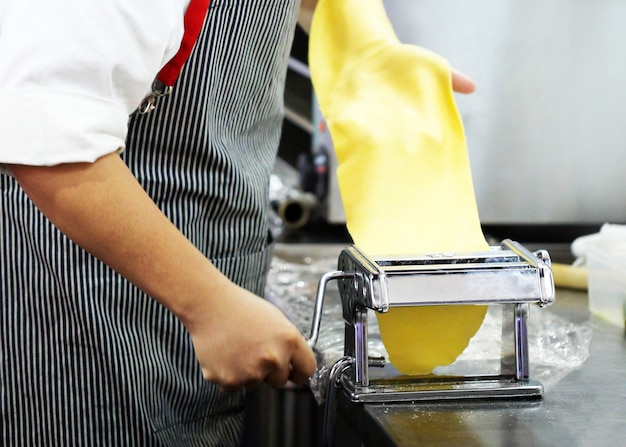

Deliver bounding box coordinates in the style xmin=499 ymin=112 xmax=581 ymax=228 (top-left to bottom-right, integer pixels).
xmin=297 ymin=0 xmax=476 ymax=94
xmin=297 ymin=0 xmax=318 ymax=34
xmin=9 ymin=153 xmax=317 ymax=391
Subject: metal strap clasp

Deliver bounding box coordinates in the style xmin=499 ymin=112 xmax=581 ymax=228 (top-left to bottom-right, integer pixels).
xmin=137 ymin=79 xmax=173 ymax=115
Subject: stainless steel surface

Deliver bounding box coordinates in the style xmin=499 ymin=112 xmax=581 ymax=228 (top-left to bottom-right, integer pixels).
xmin=384 ymin=0 xmax=626 ymax=225
xmin=339 ymin=376 xmax=544 ymax=404
xmin=269 ymin=243 xmax=624 ymax=446
xmin=333 ymin=288 xmax=626 ymax=447
xmin=310 ymin=97 xmax=345 ymax=224
xmin=269 ymin=158 xmax=318 ymax=233
xmin=323 ymin=356 xmax=355 ymax=447
xmin=308 ymin=241 xmax=556 ymax=404
xmin=335 ymin=240 xmax=555 ymax=309
xmin=307 ymin=270 xmax=352 ymax=348
xmin=501 ymin=303 xmax=532 ymax=380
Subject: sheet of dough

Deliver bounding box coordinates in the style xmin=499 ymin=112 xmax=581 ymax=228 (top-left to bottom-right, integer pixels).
xmin=309 ymin=0 xmax=489 ymax=375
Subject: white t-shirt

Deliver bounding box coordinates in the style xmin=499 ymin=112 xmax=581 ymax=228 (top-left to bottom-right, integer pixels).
xmin=0 ymin=0 xmax=189 ymax=166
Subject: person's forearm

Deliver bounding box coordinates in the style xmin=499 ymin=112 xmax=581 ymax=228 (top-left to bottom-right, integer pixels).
xmin=9 ymin=152 xmax=318 ymax=389
xmin=9 ymin=153 xmax=227 ymax=324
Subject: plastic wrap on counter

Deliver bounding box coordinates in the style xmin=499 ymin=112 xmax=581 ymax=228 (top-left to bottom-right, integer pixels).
xmin=266 ymin=253 xmax=592 ymax=404
xmin=433 ymin=305 xmax=592 ymax=389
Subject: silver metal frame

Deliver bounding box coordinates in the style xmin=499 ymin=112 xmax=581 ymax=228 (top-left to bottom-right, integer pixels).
xmin=308 ymin=239 xmax=555 ymax=403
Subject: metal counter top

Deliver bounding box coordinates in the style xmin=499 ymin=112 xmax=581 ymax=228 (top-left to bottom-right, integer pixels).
xmin=333 ymin=288 xmax=626 ymax=447
xmin=271 ymin=243 xmax=626 ymax=447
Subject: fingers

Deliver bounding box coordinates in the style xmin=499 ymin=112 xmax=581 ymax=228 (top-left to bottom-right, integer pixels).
xmin=188 ymin=285 xmax=317 ymax=393
xmin=451 ymin=68 xmax=476 ymax=94
xmin=206 ymin=330 xmax=316 ymax=392
xmin=287 ymin=336 xmax=318 ymax=385
xmin=262 ymin=331 xmax=317 ymax=388
xmin=264 ymin=363 xmax=292 ymax=389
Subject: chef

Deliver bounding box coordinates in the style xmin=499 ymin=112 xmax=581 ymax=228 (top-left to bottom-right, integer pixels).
xmin=0 ymin=0 xmax=473 ymax=444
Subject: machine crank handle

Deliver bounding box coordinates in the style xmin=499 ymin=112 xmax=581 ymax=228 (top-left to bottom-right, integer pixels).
xmin=307 ymin=270 xmax=354 ymax=348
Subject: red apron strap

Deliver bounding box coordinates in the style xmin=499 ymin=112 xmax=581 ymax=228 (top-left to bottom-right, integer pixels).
xmin=157 ymin=0 xmax=210 ymax=87
xmin=138 ymin=0 xmax=210 ymax=114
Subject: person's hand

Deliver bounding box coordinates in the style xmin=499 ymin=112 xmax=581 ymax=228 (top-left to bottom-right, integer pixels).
xmin=183 ymin=281 xmax=317 ymax=392
xmin=451 ymin=68 xmax=476 ymax=94
xmin=10 ymin=156 xmax=317 ymax=393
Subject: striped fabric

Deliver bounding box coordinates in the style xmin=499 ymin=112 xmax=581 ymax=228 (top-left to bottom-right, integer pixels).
xmin=0 ymin=1 xmax=299 ymax=446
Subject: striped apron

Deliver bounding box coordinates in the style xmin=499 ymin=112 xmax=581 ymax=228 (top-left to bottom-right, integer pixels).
xmin=0 ymin=1 xmax=300 ymax=445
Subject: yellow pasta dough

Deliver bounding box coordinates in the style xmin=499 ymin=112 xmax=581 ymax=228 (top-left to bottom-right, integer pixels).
xmin=309 ymin=0 xmax=489 ymax=374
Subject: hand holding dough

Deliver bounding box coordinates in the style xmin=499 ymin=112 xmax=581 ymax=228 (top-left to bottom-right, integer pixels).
xmin=309 ymin=0 xmax=488 ymax=374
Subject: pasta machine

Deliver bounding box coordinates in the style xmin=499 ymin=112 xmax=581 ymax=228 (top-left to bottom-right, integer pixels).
xmin=307 ymin=239 xmax=556 ymax=404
